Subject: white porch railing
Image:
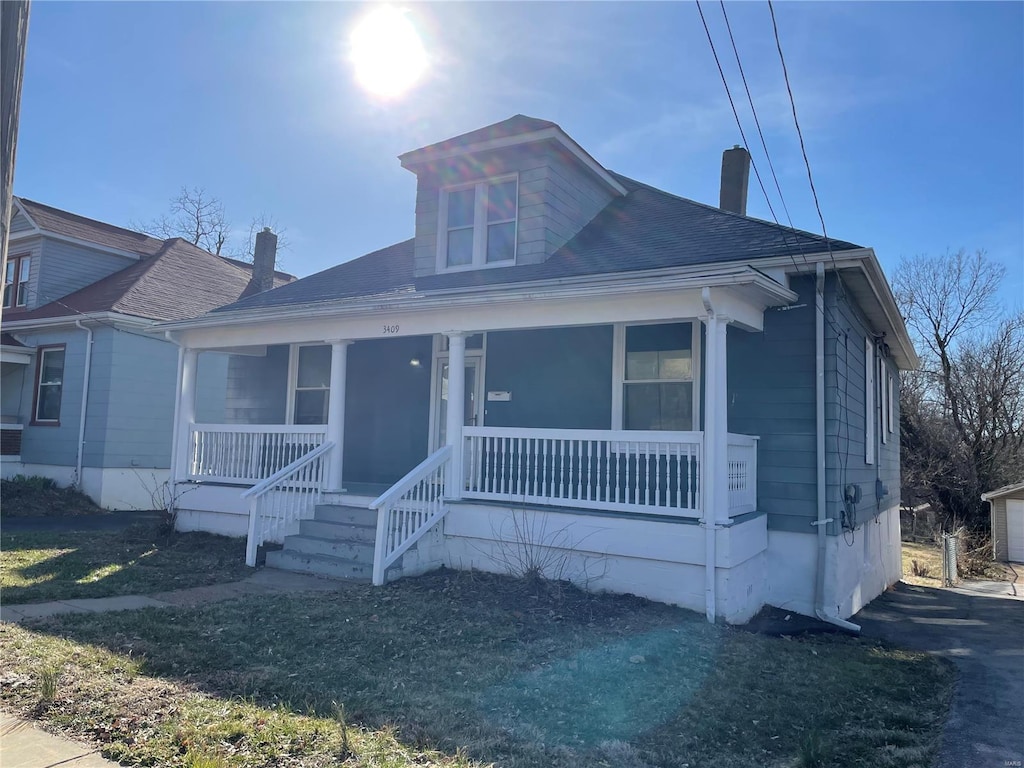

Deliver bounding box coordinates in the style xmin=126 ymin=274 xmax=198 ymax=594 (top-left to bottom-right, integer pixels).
xmin=369 ymin=445 xmax=452 ymax=586
xmin=187 ymin=424 xmax=327 ymax=484
xmin=463 ymin=427 xmax=705 ymax=517
xmin=242 ymin=440 xmax=333 ymax=566
xmin=727 ymin=434 xmax=759 ymax=515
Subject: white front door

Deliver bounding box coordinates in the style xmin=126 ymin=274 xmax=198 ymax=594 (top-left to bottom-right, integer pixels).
xmin=434 ymin=358 xmax=482 ymax=450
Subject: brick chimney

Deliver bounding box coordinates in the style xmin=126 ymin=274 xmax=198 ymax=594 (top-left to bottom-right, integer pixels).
xmin=252 ymin=227 xmax=278 ymax=293
xmin=720 ymin=145 xmax=751 ymax=216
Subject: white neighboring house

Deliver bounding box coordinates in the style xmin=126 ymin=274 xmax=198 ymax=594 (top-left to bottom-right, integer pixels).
xmin=157 ymin=115 xmax=916 ymax=625
xmin=982 ymin=482 xmax=1024 ymax=563
xmin=1 ymin=198 xmax=289 ymax=509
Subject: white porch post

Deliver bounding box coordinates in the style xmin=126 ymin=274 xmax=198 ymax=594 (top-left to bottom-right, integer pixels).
xmin=173 ymin=348 xmax=199 ymax=482
xmin=326 ymin=340 xmax=351 ymax=492
xmin=445 ymin=332 xmax=466 ymax=499
xmin=704 ymin=314 xmax=731 ymax=525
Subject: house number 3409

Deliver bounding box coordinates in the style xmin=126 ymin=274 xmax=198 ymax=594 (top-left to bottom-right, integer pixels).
xmin=383 ymin=324 xmax=400 ymax=335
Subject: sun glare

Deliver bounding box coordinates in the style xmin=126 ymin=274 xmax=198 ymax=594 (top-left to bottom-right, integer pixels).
xmin=349 ymin=6 xmax=428 ymax=99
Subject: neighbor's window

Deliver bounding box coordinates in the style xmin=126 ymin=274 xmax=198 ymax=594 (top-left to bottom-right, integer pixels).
xmin=623 ymin=323 xmax=694 ymax=431
xmin=3 ymin=255 xmax=31 ymax=308
xmin=441 ymin=177 xmax=518 ymax=270
xmin=292 ymin=345 xmax=331 ymax=424
xmin=34 ymin=346 xmax=65 ymax=424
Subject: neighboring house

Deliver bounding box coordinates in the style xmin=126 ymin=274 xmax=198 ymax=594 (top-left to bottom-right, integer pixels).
xmin=157 ymin=115 xmax=917 ymax=625
xmin=0 ymin=198 xmax=290 ymax=509
xmin=982 ymin=482 xmax=1024 ymax=563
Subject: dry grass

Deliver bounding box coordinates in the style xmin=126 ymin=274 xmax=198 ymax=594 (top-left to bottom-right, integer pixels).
xmin=901 ymin=538 xmax=1015 ymax=586
xmin=0 ymin=570 xmax=953 ymax=768
xmin=1 ymin=524 xmax=251 ymax=604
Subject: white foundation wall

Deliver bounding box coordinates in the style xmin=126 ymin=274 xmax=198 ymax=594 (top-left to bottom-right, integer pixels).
xmin=174 ymin=483 xmax=251 ymax=537
xmin=1 ymin=463 xmax=169 ymax=511
xmin=438 ymin=504 xmax=768 ymax=624
xmin=765 ymin=504 xmax=902 ymax=619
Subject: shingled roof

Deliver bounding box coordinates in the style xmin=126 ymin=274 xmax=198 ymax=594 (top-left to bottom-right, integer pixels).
xmin=213 ymin=170 xmax=861 ymax=315
xmin=399 ymin=115 xmax=558 ymax=161
xmin=17 ymin=198 xmax=166 ymax=257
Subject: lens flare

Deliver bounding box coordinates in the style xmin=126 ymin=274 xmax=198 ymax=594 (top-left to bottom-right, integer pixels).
xmin=349 ymin=6 xmax=428 ymax=99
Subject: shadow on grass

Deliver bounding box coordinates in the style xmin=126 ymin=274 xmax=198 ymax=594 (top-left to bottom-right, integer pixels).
xmin=0 ymin=570 xmax=954 ymax=768
xmin=0 ymin=524 xmax=250 ymax=604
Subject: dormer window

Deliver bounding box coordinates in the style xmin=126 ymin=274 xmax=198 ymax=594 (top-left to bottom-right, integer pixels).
xmin=439 ymin=176 xmax=518 ymax=270
xmin=3 ymin=255 xmax=30 ymax=309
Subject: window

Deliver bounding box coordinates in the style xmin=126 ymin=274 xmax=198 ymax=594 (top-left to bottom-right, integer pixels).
xmin=33 ymin=346 xmax=65 ymax=424
xmin=887 ymin=373 xmax=895 ymax=434
xmin=440 ymin=177 xmax=518 ymax=270
xmin=3 ymin=255 xmax=30 ymax=308
xmin=879 ymin=358 xmax=888 ymax=445
xmin=292 ymin=345 xmax=331 ymax=424
xmin=623 ymin=323 xmax=694 ymax=431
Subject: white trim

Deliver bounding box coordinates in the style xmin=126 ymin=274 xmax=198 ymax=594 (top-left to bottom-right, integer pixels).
xmin=399 ymin=125 xmax=628 ymax=196
xmin=8 ymin=228 xmax=145 ymax=262
xmin=429 ymin=337 xmax=485 ymax=452
xmin=2 ymin=312 xmax=157 ymax=332
xmin=865 ymin=337 xmax=875 ymax=465
xmin=887 ymin=372 xmax=895 ymax=434
xmin=0 ymin=345 xmax=33 ymax=365
xmin=610 ymin=324 xmax=625 ymax=430
xmin=10 ymin=199 xmax=40 ymax=235
xmin=436 ymin=174 xmax=519 ymax=272
xmin=879 ymin=357 xmax=888 ymax=445
xmin=615 ymin=320 xmax=700 ymax=432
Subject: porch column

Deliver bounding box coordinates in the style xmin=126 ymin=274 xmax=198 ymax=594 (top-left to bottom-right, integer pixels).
xmin=325 ymin=340 xmax=352 ymax=492
xmin=703 ymin=314 xmax=731 ymax=525
xmin=445 ymin=332 xmax=466 ymax=499
xmin=173 ymin=348 xmax=199 ymax=482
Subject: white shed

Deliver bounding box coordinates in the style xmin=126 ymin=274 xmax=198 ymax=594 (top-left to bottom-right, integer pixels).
xmin=982 ymin=482 xmax=1024 ymax=564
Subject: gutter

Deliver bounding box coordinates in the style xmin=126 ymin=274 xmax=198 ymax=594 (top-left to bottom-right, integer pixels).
xmin=813 ymin=262 xmax=860 ymax=633
xmin=74 ymin=320 xmax=94 ymax=490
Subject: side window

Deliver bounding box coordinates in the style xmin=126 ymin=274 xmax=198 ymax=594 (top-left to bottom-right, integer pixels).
xmin=865 ymin=337 xmax=875 ymax=464
xmin=292 ymin=345 xmax=331 ymax=424
xmin=34 ymin=346 xmax=65 ymax=424
xmin=3 ymin=255 xmax=30 ymax=308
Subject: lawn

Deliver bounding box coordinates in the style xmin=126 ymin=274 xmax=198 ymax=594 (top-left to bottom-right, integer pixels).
xmin=1 ymin=524 xmax=251 ymax=604
xmin=0 ymin=570 xmax=953 ymax=768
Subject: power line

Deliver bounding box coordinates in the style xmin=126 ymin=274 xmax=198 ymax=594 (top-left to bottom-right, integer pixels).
xmin=718 ymin=0 xmax=794 ymax=228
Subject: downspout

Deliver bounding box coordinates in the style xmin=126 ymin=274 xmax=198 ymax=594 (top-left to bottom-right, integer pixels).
xmin=165 ymin=332 xmax=183 ymax=492
xmin=813 ymin=262 xmax=860 ymax=632
xmin=74 ymin=320 xmax=94 ymax=489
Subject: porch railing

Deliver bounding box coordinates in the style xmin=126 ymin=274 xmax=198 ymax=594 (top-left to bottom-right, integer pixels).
xmin=369 ymin=445 xmax=452 ymax=586
xmin=242 ymin=440 xmax=333 ymax=566
xmin=727 ymin=434 xmax=758 ymax=515
xmin=187 ymin=424 xmax=327 ymax=484
xmin=462 ymin=427 xmax=704 ymax=517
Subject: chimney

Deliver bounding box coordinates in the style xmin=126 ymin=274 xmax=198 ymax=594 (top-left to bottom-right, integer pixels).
xmin=720 ymin=145 xmax=751 ymax=216
xmin=253 ymin=227 xmax=278 ymax=293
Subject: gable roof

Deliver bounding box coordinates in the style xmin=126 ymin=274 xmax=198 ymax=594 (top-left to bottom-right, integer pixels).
xmin=9 ymin=238 xmax=292 ymax=323
xmin=399 ymin=115 xmax=558 ymax=159
xmin=212 ymin=170 xmax=861 ymax=315
xmin=16 ymin=198 xmax=166 ymax=257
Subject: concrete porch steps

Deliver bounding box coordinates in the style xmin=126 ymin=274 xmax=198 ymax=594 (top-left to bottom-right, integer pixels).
xmin=264 ymin=503 xmax=400 ymax=583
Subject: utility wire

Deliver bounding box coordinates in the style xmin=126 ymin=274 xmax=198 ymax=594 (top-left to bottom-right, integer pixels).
xmin=718 ymin=0 xmax=794 ymax=229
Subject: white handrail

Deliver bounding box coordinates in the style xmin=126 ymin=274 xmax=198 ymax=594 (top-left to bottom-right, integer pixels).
xmin=371 ymin=445 xmax=452 ymax=586
xmin=244 ymin=441 xmax=333 ymax=566
xmin=188 ymin=425 xmax=327 ymax=484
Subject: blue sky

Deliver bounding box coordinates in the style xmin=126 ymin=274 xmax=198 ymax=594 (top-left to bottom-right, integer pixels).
xmin=13 ymin=1 xmax=1024 ymax=308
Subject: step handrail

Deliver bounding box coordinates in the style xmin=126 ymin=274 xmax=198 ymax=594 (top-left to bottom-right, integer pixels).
xmin=243 ymin=440 xmax=334 ymax=566
xmin=370 ymin=445 xmax=452 ymax=585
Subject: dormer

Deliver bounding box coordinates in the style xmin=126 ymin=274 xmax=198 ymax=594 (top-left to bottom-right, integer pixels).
xmin=399 ymin=115 xmax=627 ymax=278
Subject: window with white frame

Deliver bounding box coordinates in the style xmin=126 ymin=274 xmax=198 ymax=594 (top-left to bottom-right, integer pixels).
xmin=3 ymin=255 xmax=31 ymax=308
xmin=865 ymin=337 xmax=875 ymax=464
xmin=887 ymin=372 xmax=895 ymax=435
xmin=440 ymin=177 xmax=518 ymax=270
xmin=292 ymin=345 xmax=331 ymax=424
xmin=34 ymin=346 xmax=65 ymax=424
xmin=622 ymin=323 xmax=694 ymax=431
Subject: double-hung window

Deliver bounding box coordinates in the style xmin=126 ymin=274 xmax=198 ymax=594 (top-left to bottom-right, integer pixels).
xmin=441 ymin=177 xmax=518 ymax=270
xmin=292 ymin=345 xmax=331 ymax=424
xmin=623 ymin=323 xmax=695 ymax=431
xmin=34 ymin=346 xmax=65 ymax=424
xmin=3 ymin=255 xmax=30 ymax=308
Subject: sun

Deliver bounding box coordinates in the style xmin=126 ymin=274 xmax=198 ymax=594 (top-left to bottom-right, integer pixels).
xmin=349 ymin=6 xmax=428 ymax=99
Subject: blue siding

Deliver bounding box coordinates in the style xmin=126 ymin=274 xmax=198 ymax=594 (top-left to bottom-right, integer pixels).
xmin=224 ymin=345 xmax=289 ymax=424
xmin=344 ymin=336 xmax=433 ymax=485
xmin=10 ymin=210 xmax=36 ymax=234
xmin=196 ymin=352 xmax=228 ymax=423
xmin=1 ymin=363 xmax=28 ymax=420
xmin=485 ymin=326 xmax=614 ymax=429
xmin=38 ymin=238 xmax=135 ymax=304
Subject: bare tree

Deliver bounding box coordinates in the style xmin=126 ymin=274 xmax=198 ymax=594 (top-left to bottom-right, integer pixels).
xmin=132 ymin=187 xmax=229 ymax=255
xmin=229 ymin=213 xmax=290 ymax=264
xmin=895 ymin=249 xmax=1024 ymax=529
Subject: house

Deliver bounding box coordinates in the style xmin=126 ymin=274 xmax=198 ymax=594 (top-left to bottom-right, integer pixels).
xmin=982 ymin=482 xmax=1024 ymax=563
xmin=156 ymin=115 xmax=917 ymax=625
xmin=0 ymin=198 xmax=290 ymax=509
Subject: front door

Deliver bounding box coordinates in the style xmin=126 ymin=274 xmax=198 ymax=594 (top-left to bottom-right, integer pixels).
xmin=434 ymin=358 xmax=481 ymax=450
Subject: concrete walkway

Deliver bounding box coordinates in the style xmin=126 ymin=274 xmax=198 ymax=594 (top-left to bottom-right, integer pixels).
xmin=855 ymin=580 xmax=1024 ymax=768
xmin=0 ymin=568 xmax=349 ymax=766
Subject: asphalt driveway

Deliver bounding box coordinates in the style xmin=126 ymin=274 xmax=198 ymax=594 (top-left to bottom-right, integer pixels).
xmin=856 ymin=581 xmax=1024 ymax=768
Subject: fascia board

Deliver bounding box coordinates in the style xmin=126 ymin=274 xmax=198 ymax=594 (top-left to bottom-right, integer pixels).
xmin=1 ymin=312 xmax=156 ymax=333
xmin=399 ymin=126 xmax=627 ymax=196
xmin=8 ymin=230 xmax=146 ymax=261
xmin=10 ymin=199 xmax=41 ymax=234
xmin=156 ymin=266 xmax=797 ymax=334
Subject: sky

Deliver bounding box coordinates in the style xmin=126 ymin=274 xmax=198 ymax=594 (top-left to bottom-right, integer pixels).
xmin=12 ymin=1 xmax=1024 ymax=310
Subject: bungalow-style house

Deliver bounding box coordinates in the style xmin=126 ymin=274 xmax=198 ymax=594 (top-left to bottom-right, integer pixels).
xmin=158 ymin=115 xmax=916 ymax=624
xmin=0 ymin=198 xmax=289 ymax=509
xmin=982 ymin=482 xmax=1024 ymax=563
